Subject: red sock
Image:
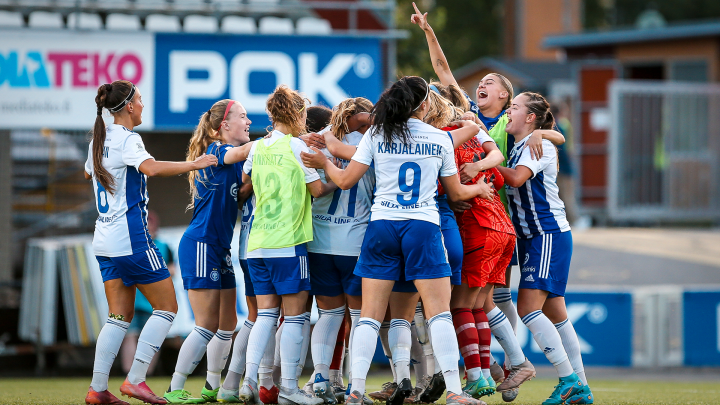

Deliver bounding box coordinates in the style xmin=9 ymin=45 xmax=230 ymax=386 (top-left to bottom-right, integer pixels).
xmin=451 ymin=308 xmax=481 ymax=371
xmin=330 ymin=317 xmax=346 ymax=371
xmin=472 ymin=308 xmax=491 ymax=370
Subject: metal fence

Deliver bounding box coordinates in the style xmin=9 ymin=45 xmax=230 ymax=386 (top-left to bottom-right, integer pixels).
xmin=608 ymin=80 xmax=720 ymax=223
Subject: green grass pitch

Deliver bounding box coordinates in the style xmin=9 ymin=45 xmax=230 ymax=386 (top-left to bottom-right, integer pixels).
xmin=0 ymin=373 xmax=718 ymax=405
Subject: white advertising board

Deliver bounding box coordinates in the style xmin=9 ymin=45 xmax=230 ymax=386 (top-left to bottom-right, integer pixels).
xmin=0 ymin=29 xmax=155 ymax=130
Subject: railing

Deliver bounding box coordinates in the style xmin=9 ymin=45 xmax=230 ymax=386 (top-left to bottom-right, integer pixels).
xmin=608 ymin=80 xmax=720 ymax=223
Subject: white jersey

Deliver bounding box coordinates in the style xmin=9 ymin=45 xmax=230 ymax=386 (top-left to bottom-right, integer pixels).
xmin=84 ymin=124 xmax=154 ymax=257
xmin=506 ymin=136 xmax=570 ymax=239
xmin=308 ymin=130 xmax=375 ymax=256
xmin=352 ymin=118 xmax=457 ymax=225
xmin=238 ymin=194 xmax=255 ymax=261
xmin=243 ymin=130 xmax=320 ymax=258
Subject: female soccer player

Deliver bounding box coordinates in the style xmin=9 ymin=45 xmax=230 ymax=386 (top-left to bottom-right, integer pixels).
xmin=307 ymin=97 xmax=375 ymax=404
xmin=164 ymin=99 xmax=254 ymax=404
xmin=301 ymin=76 xmax=490 ymax=405
xmin=84 ymin=80 xmax=218 ymax=405
xmin=497 ymin=93 xmax=593 ymax=405
xmin=239 ymin=85 xmax=336 ymax=405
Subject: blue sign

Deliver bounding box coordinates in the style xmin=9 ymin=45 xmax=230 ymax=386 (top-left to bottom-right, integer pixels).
xmin=154 ymin=34 xmax=383 ymax=131
xmin=684 ymin=291 xmax=720 ymax=366
xmin=491 ymin=291 xmax=633 ymax=366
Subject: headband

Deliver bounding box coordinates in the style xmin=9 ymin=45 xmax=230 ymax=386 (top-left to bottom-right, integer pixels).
xmin=413 ymin=78 xmax=430 ymax=111
xmin=429 ymin=84 xmax=440 ymax=95
xmin=108 ymin=85 xmax=136 ymax=113
xmin=218 ymin=100 xmax=235 ymax=131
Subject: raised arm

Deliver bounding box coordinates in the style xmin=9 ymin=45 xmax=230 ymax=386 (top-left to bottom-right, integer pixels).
xmin=139 ymin=154 xmax=218 ymax=177
xmin=411 ymin=2 xmax=458 ymax=88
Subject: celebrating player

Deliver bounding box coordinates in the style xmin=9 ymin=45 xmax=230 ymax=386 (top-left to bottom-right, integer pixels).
xmin=497 ymin=92 xmax=593 ymax=405
xmin=84 ymin=80 xmax=218 ymax=405
xmin=307 ymin=97 xmax=375 ymax=404
xmin=164 ymin=99 xmax=253 ymax=404
xmin=301 ymin=76 xmax=491 ymax=405
xmin=238 ymin=85 xmax=336 ymax=405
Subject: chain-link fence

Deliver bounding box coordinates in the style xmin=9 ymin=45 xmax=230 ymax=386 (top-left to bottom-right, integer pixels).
xmin=608 ymin=80 xmax=720 ymax=223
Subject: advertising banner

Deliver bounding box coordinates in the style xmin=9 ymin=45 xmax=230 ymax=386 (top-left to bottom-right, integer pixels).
xmin=153 ymin=33 xmax=383 ymax=131
xmin=0 ymin=29 xmax=155 ymax=130
xmin=683 ymin=291 xmax=720 ymax=366
xmin=490 ymin=291 xmax=633 ymax=366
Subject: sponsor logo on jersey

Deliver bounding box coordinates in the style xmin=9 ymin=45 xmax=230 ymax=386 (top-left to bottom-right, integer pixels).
xmin=525 ymin=274 xmax=534 ymax=282
xmin=522 ymin=266 xmax=535 ymax=273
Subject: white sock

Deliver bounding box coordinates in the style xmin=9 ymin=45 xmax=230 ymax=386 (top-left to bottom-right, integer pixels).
xmin=555 ymin=319 xmax=587 ymax=385
xmin=259 ymin=322 xmax=277 ymax=390
xmin=206 ymin=329 xmax=234 ymax=390
xmin=312 ymin=306 xmax=345 ymax=382
xmin=91 ymin=318 xmax=129 ymax=392
xmin=128 ymin=310 xmax=175 ymax=384
xmin=494 ymin=287 xmax=517 ymax=368
xmin=170 ymin=326 xmax=214 ymax=391
xmin=296 ymin=312 xmax=312 ymax=379
xmin=467 ymin=367 xmax=482 ymax=382
xmin=348 ymin=308 xmax=361 ymax=382
xmin=379 ymin=321 xmax=396 ymax=382
xmin=224 ymin=320 xmax=254 ymax=390
xmin=410 ymin=321 xmax=427 ymax=388
xmin=244 ymin=307 xmax=280 ymax=385
xmin=482 ymin=369 xmax=491 ymax=379
xmin=272 ymin=320 xmax=283 ymax=386
xmin=350 ymin=318 xmax=380 ymax=395
xmin=389 ymin=319 xmax=412 ymax=382
xmin=280 ymin=314 xmax=305 ymax=390
xmin=425 ymin=320 xmax=439 ymax=374
xmin=521 ymin=311 xmax=573 ymax=377
xmin=428 ymin=312 xmax=462 ymax=395
xmin=487 ymin=307 xmax=525 ymax=366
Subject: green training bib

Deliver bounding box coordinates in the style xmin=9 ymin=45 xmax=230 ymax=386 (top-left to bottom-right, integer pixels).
xmin=247 ymin=134 xmax=313 ymax=251
xmin=487 ymin=114 xmax=510 ymax=212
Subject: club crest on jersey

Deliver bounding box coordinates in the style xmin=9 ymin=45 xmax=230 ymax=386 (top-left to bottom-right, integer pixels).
xmin=231 ymin=182 xmax=238 ymax=202
xmin=225 ymin=254 xmax=232 ymax=266
xmin=210 ymin=269 xmax=220 ymax=281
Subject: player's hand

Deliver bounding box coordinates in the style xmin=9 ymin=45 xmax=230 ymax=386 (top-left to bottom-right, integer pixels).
xmin=459 ymin=162 xmax=482 ymax=183
xmin=448 ymin=199 xmax=472 ymax=214
xmin=411 ymin=2 xmax=431 ymax=32
xmin=524 ymin=131 xmax=544 ymax=160
xmin=301 ymin=147 xmax=328 ymax=169
xmin=300 ymin=132 xmax=326 ymax=149
xmin=331 ymin=157 xmax=343 ymax=169
xmin=461 ymin=112 xmax=488 ymax=132
xmin=192 ymin=153 xmax=218 ymax=169
xmin=475 ymin=175 xmax=494 ymax=201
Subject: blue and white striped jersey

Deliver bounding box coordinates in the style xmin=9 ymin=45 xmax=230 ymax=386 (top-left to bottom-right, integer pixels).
xmin=85 ymin=124 xmax=155 ymax=257
xmin=505 ymin=136 xmax=570 ymax=239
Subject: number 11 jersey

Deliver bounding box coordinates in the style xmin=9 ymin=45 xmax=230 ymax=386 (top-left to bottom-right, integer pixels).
xmin=308 ymin=131 xmax=376 ymax=256
xmin=352 ymin=118 xmax=457 ymax=226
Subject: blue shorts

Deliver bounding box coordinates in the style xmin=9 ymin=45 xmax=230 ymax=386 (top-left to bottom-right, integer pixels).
xmin=247 ymin=245 xmax=311 ymax=296
xmin=356 ymin=220 xmax=451 ymax=282
xmin=309 ymin=253 xmax=362 ymax=297
xmin=178 ymin=236 xmax=236 ymax=290
xmin=240 ymin=259 xmax=255 ymax=297
xmin=517 ymin=232 xmax=572 ymax=298
xmin=97 ymin=246 xmax=170 ymax=287
xmin=392 ymin=224 xmax=463 ymax=292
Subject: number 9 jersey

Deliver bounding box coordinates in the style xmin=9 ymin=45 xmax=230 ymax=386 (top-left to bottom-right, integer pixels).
xmin=352 ymin=118 xmax=457 ymax=225
xmin=85 ymin=124 xmax=155 ymax=257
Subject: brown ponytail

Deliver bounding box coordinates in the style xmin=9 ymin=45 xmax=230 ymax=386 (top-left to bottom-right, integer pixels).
xmin=489 ymin=73 xmax=514 ymax=110
xmin=519 ymin=92 xmax=555 ymax=130
xmin=92 ymin=80 xmax=134 ymax=194
xmin=330 ymin=97 xmax=373 ymax=140
xmin=186 ymin=99 xmax=233 ymax=209
xmin=266 ymin=85 xmax=308 ymax=137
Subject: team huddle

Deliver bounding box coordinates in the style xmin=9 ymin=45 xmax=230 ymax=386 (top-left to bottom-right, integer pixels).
xmin=82 ymin=5 xmax=592 ymax=405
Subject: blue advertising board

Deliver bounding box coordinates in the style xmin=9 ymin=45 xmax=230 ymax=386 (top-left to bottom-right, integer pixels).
xmin=490 ymin=291 xmax=633 ymax=366
xmin=153 ymin=34 xmax=383 ymax=131
xmin=683 ymin=291 xmax=720 ymax=366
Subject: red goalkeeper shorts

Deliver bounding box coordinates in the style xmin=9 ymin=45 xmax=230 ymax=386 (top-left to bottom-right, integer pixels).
xmin=460 ymin=224 xmax=516 ymax=288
